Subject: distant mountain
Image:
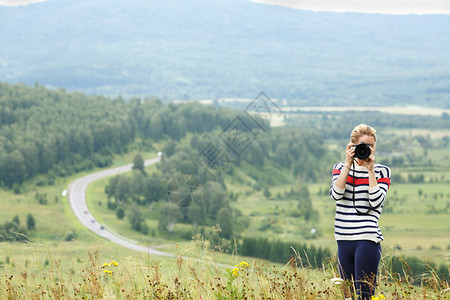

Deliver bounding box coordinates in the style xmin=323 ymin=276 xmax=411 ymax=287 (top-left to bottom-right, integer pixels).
xmin=1 ymin=0 xmax=449 ymax=107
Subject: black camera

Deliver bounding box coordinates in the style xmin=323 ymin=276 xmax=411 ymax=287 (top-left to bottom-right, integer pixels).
xmin=353 ymin=143 xmax=371 ymax=160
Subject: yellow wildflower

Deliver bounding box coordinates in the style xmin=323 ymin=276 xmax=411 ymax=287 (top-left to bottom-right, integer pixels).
xmin=103 ymin=270 xmax=113 ymax=276
xmin=103 ymin=262 xmax=110 ymax=267
xmin=111 ymin=260 xmax=118 ymax=266
xmin=239 ymin=261 xmax=249 ymax=269
xmin=379 ymin=295 xmax=385 ymax=299
xmin=371 ymin=297 xmax=379 ymax=300
xmin=232 ymin=267 xmax=239 ymax=277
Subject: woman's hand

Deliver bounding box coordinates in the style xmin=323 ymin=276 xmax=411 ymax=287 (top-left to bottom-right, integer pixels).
xmin=360 ymin=146 xmax=375 ymax=171
xmin=334 ymin=142 xmax=355 ymax=190
xmin=344 ymin=142 xmax=355 ymax=168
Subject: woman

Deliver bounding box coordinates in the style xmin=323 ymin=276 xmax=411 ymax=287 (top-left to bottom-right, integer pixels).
xmin=330 ymin=124 xmax=391 ymax=299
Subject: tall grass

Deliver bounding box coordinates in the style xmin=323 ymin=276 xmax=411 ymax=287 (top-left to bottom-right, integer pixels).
xmin=0 ymin=234 xmax=448 ymax=299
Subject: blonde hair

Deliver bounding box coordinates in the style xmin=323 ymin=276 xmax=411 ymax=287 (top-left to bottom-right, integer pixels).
xmin=350 ymin=124 xmax=377 ymax=144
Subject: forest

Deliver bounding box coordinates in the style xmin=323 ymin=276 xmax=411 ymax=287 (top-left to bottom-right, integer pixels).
xmin=0 ymin=82 xmax=240 ymax=187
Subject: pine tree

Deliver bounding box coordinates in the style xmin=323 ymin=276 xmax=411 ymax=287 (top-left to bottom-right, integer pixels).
xmin=27 ymin=214 xmax=36 ymax=230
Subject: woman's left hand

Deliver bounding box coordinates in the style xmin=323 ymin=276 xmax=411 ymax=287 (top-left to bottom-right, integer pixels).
xmin=361 ymin=147 xmax=375 ymax=171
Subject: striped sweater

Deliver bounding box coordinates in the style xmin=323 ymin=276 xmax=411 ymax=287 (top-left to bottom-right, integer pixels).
xmin=330 ymin=162 xmax=391 ymax=243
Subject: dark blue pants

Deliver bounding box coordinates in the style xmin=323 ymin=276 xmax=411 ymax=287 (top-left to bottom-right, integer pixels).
xmin=337 ymin=240 xmax=381 ymax=300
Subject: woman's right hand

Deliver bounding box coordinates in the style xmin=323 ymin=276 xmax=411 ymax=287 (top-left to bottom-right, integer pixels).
xmin=333 ymin=142 xmax=355 ymax=190
xmin=344 ymin=142 xmax=355 ymax=167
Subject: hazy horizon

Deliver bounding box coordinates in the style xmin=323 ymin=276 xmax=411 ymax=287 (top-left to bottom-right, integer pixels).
xmin=250 ymin=0 xmax=450 ymax=15
xmin=0 ymin=0 xmax=45 ymax=6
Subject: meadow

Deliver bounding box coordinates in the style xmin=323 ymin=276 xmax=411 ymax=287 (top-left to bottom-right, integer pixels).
xmin=1 ymin=115 xmax=449 ymax=298
xmin=1 ymin=233 xmax=448 ymax=299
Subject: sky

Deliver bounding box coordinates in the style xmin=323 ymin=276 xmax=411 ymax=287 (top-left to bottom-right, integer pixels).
xmin=0 ymin=0 xmax=449 ymax=14
xmin=250 ymin=0 xmax=450 ymax=14
xmin=0 ymin=0 xmax=46 ymax=6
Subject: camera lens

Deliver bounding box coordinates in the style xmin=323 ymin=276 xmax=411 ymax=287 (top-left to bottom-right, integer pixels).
xmin=354 ymin=143 xmax=371 ymax=160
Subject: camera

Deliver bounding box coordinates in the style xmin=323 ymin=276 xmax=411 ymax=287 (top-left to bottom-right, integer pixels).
xmin=353 ymin=143 xmax=371 ymax=160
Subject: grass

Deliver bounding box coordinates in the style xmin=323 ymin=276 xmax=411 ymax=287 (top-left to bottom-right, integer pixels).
xmin=1 ymin=236 xmax=448 ymax=299
xmin=0 ymin=176 xmax=88 ymax=243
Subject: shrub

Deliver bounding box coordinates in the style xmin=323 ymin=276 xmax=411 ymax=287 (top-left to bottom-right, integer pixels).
xmin=116 ymin=207 xmax=125 ymax=220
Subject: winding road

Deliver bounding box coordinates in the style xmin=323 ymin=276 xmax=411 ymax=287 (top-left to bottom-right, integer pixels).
xmin=67 ymin=157 xmax=174 ymax=257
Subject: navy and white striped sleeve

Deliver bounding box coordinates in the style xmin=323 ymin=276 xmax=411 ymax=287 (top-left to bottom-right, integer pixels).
xmin=368 ymin=165 xmax=391 ymax=209
xmin=330 ymin=162 xmax=345 ymax=201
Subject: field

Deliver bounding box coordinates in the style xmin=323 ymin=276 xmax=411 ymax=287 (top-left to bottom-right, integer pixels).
xmin=1 ymin=232 xmax=448 ymax=299
xmin=220 ymin=181 xmax=450 ymax=265
xmin=282 ymin=106 xmax=450 ymax=117
xmin=1 ymin=121 xmax=449 ymax=298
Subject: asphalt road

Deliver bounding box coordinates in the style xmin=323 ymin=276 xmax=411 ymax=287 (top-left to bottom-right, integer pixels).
xmin=67 ymin=157 xmax=174 ymax=257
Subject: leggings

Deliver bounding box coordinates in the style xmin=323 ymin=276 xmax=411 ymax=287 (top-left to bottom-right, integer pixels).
xmin=337 ymin=240 xmax=381 ymax=300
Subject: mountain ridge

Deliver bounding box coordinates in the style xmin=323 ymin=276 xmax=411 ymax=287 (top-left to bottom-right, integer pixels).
xmin=1 ymin=0 xmax=449 ymax=107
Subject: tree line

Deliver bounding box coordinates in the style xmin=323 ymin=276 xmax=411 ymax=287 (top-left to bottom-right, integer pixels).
xmin=0 ymin=83 xmax=133 ymax=187
xmin=0 ymin=82 xmax=244 ymax=187
xmin=387 ymin=255 xmax=449 ymax=284
xmin=286 ymin=110 xmax=450 ymax=141
xmin=239 ymin=237 xmax=330 ymax=269
xmin=238 ymin=237 xmax=449 ymax=282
